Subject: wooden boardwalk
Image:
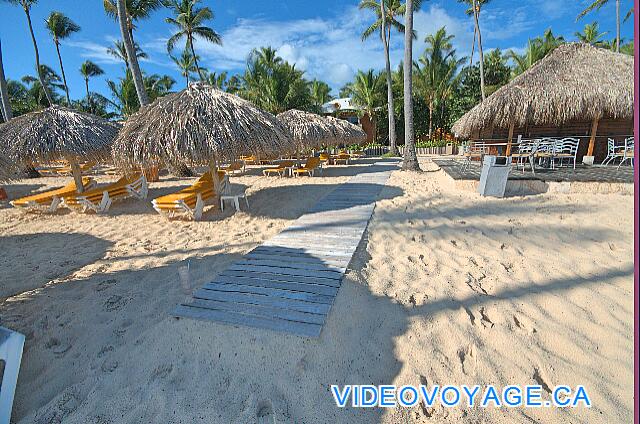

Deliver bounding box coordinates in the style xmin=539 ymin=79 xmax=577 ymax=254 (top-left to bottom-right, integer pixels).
xmin=174 ymin=163 xmax=396 ymax=337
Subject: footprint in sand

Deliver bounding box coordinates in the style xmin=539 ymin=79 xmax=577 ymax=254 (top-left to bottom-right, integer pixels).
xmin=533 ymin=367 xmax=553 ymax=394
xmin=103 ymin=294 xmax=130 ymax=311
xmin=458 ymin=344 xmax=477 ymax=375
xmin=96 ymin=279 xmax=118 ymax=292
xmin=479 ymin=307 xmax=494 ymax=328
xmin=256 ymin=400 xmax=276 ymax=424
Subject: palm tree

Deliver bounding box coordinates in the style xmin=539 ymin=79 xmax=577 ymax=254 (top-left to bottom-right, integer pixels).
xmin=577 ymin=0 xmax=624 ymax=53
xmin=79 ymin=60 xmax=104 ymax=112
xmin=575 ymin=22 xmax=608 ymax=46
xmin=171 ymin=49 xmax=197 ymax=85
xmin=3 ymin=0 xmax=54 ymax=106
xmin=104 ymin=0 xmax=166 ymax=40
xmin=459 ymin=0 xmax=491 ymax=101
xmin=402 ymin=0 xmax=419 ymax=171
xmin=205 ymin=71 xmax=228 ymax=89
xmin=507 ymin=29 xmax=564 ymax=77
xmin=343 ymin=70 xmax=384 ymax=142
xmin=415 ymin=27 xmax=463 ymax=139
xmin=116 ymin=0 xmax=149 ymax=106
xmin=45 ymin=11 xmax=80 ymax=105
xmin=165 ymin=0 xmax=222 ymax=81
xmin=107 ymin=40 xmax=148 ymax=68
xmin=21 ymin=64 xmax=65 ymax=109
xmin=310 ymin=79 xmax=332 ymax=112
xmin=0 ymin=38 xmax=12 ymax=121
xmin=360 ymin=0 xmax=408 ymax=155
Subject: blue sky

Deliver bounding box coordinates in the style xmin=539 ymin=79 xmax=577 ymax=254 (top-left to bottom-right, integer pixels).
xmin=0 ymin=0 xmax=634 ymax=100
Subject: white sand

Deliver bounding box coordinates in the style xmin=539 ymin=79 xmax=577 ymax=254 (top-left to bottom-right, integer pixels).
xmin=0 ymin=159 xmax=634 ymax=423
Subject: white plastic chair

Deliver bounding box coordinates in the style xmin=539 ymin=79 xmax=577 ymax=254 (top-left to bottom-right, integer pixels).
xmin=552 ymin=138 xmax=580 ymax=169
xmin=1 ymin=327 xmax=25 ymax=424
xmin=617 ymin=137 xmax=635 ymax=169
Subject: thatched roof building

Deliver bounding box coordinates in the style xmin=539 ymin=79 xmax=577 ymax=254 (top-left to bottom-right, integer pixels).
xmin=452 ymin=43 xmax=633 ymax=161
xmin=113 ymin=83 xmax=292 ymax=170
xmin=0 ymin=106 xmax=118 ymax=165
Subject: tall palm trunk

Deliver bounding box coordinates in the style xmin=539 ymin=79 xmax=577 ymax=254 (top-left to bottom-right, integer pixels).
xmin=380 ymin=1 xmax=398 ymax=155
xmin=23 ymin=3 xmax=54 ymax=106
xmin=189 ymin=36 xmax=204 ymax=81
xmin=53 ymin=38 xmax=71 ymax=105
xmin=402 ymin=0 xmax=419 ymax=171
xmin=469 ymin=25 xmax=477 ymax=68
xmin=428 ymin=101 xmax=433 ymax=139
xmin=472 ymin=0 xmax=486 ymax=101
xmin=84 ymin=77 xmax=90 ymax=100
xmin=616 ymin=0 xmax=620 ymax=52
xmin=0 ymin=39 xmax=12 ymax=121
xmin=117 ymin=0 xmax=149 ymax=106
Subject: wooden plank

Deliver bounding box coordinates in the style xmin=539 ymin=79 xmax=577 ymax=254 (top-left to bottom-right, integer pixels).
xmin=203 ymin=282 xmax=335 ymax=305
xmin=227 ymin=264 xmax=344 ymax=280
xmin=244 ymin=252 xmax=350 ymax=267
xmin=249 ymin=246 xmax=353 ymax=260
xmin=174 ymin=305 xmax=322 ymax=338
xmin=219 ymin=270 xmax=342 ymax=288
xmin=213 ymin=274 xmax=339 ymax=296
xmin=189 ymin=298 xmax=327 ymax=325
xmin=193 ymin=288 xmax=332 ymax=315
xmin=587 ymin=117 xmax=600 ymax=156
xmin=235 ymin=258 xmax=346 ymax=273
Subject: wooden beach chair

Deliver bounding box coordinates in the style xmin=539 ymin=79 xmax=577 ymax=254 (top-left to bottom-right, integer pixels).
xmin=62 ymin=173 xmax=148 ymax=213
xmin=152 ymin=171 xmax=228 ymax=220
xmin=240 ymin=155 xmax=259 ymax=165
xmin=263 ymin=160 xmax=295 ymax=177
xmin=293 ymin=157 xmax=321 ymax=177
xmin=10 ymin=177 xmax=96 ymax=213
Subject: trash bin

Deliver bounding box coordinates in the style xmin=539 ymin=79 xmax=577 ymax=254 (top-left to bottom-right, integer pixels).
xmin=478 ymin=155 xmax=512 ymax=198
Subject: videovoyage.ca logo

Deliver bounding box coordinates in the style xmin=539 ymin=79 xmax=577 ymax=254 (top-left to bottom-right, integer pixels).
xmin=330 ymin=384 xmax=592 ymax=409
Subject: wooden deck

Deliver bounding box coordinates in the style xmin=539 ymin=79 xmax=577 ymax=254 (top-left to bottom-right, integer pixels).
xmin=174 ymin=163 xmax=396 ymax=337
xmin=434 ymin=158 xmax=634 ymax=183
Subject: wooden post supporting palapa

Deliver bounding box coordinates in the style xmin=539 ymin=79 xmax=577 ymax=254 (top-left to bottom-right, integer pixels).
xmin=587 ymin=117 xmax=599 ymax=157
xmin=506 ymin=119 xmax=515 ymax=156
xmin=69 ymin=160 xmax=84 ymax=193
xmin=209 ymin=155 xmax=220 ymax=196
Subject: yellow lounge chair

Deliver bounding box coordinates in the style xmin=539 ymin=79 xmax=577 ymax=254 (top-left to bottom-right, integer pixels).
xmin=152 ymin=171 xmax=228 ymax=220
xmin=334 ymin=153 xmax=351 ymax=165
xmin=292 ymin=157 xmax=321 ymax=177
xmin=10 ymin=177 xmax=96 ymax=213
xmin=240 ymin=155 xmax=258 ymax=165
xmin=319 ymin=152 xmax=331 ymax=165
xmin=263 ymin=160 xmax=295 ymax=177
xmin=62 ymin=173 xmax=148 ymax=213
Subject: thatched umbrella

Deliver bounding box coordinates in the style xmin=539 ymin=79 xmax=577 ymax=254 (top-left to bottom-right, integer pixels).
xmin=451 ymin=43 xmax=633 ymax=155
xmin=0 ymin=154 xmax=18 ymax=182
xmin=276 ymin=109 xmax=336 ymax=152
xmin=324 ymin=116 xmax=368 ymax=146
xmin=0 ymin=105 xmax=119 ymax=192
xmin=113 ymin=83 xmax=291 ymax=193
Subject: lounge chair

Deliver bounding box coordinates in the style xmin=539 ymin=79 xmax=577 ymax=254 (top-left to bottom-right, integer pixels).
xmin=152 ymin=171 xmax=228 ymax=220
xmin=319 ymin=152 xmax=331 ymax=165
xmin=222 ymin=161 xmax=245 ymax=175
xmin=292 ymin=157 xmax=321 ymax=177
xmin=240 ymin=155 xmax=258 ymax=165
xmin=62 ymin=173 xmax=148 ymax=213
xmin=10 ymin=177 xmax=96 ymax=213
xmin=334 ymin=153 xmax=351 ymax=165
xmin=263 ymin=160 xmax=295 ymax=177
xmin=55 ymin=161 xmax=95 ymax=176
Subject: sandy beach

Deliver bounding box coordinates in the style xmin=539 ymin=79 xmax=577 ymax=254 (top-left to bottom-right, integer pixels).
xmin=0 ymin=158 xmax=634 ymax=423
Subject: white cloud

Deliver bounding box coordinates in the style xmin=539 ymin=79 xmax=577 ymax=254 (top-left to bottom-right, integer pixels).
xmin=67 ymin=39 xmax=120 ymax=65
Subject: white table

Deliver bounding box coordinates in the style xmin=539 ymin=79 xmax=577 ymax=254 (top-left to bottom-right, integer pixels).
xmin=220 ymin=193 xmax=249 ymax=211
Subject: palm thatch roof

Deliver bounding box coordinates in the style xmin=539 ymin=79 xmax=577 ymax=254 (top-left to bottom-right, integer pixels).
xmin=113 ymin=83 xmax=292 ymax=169
xmin=0 ymin=154 xmax=17 ymax=182
xmin=324 ymin=116 xmax=368 ymax=145
xmin=276 ymin=109 xmax=337 ymax=151
xmin=0 ymin=106 xmax=119 ymax=165
xmin=452 ymin=43 xmax=633 ymax=138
